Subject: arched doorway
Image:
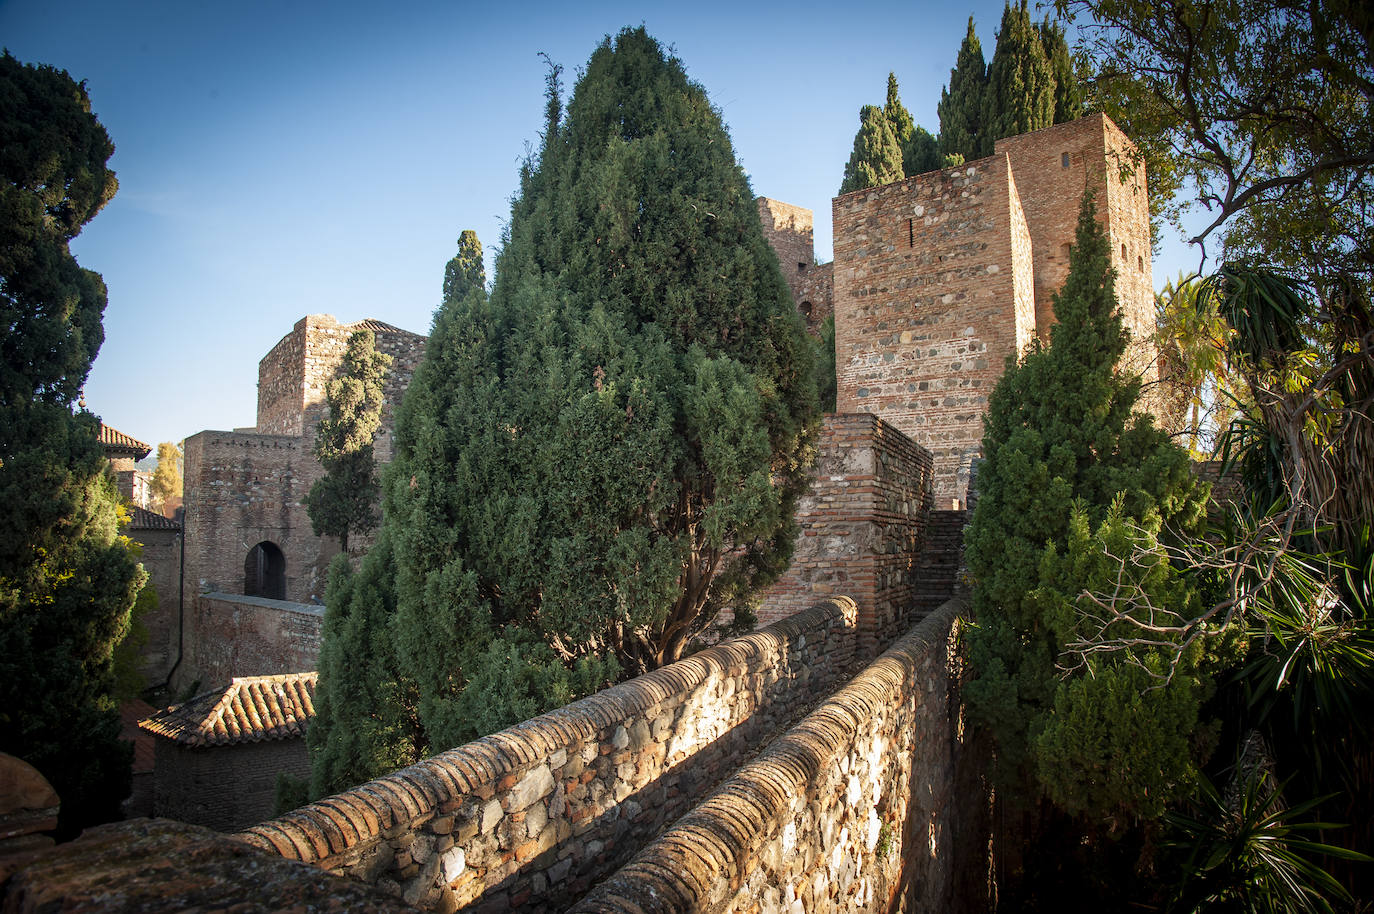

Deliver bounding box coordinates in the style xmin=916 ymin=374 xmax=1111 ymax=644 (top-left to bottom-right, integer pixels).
xmin=244 ymin=541 xmax=286 ymax=600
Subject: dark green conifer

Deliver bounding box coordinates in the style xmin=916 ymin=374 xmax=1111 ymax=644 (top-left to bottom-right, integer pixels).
xmin=303 ymin=329 xmax=391 ymax=553
xmin=938 ymin=17 xmax=989 ymax=161
xmin=906 ymin=125 xmax=944 ymax=176
xmin=1038 ymin=18 xmax=1084 ymax=123
xmin=839 ymin=104 xmax=904 ymax=193
xmin=441 ymin=230 xmax=483 ymax=304
xmin=882 ymin=73 xmax=917 ymax=176
xmin=0 ymin=53 xmax=142 ymax=835
xmin=963 ymin=190 xmax=1212 ymax=819
xmin=316 ymin=29 xmax=819 ymax=766
xmin=984 ymin=1 xmax=1057 ymax=143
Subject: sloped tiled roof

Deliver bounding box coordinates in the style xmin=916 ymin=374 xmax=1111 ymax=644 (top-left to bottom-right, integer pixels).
xmin=139 ymin=672 xmax=317 ymax=748
xmin=344 ymin=318 xmax=405 ymax=334
xmin=98 ymin=424 xmax=151 ymax=458
xmin=127 ymin=505 xmax=180 ymax=531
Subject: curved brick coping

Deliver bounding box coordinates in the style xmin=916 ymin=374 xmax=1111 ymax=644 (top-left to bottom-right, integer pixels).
xmin=237 ymin=597 xmax=858 ymax=910
xmin=569 ymin=595 xmax=968 ymax=914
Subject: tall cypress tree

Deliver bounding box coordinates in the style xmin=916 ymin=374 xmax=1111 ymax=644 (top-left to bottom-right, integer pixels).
xmin=1038 ymin=17 xmax=1084 ymax=124
xmin=303 ymin=329 xmax=391 ymax=553
xmin=0 ymin=53 xmax=142 ymax=835
xmin=882 ymin=73 xmax=917 ymax=176
xmin=441 ymin=230 xmax=483 ymax=305
xmin=839 ymin=104 xmax=905 ymax=193
xmin=938 ymin=17 xmax=989 ymax=161
xmin=985 ymin=1 xmax=1057 ymax=143
xmin=963 ymin=190 xmax=1212 ymax=820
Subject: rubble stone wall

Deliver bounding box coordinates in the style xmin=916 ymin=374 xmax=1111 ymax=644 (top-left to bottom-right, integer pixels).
xmin=237 ymin=598 xmax=860 ymax=912
xmin=572 ymin=596 xmax=968 ymax=914
xmin=758 ymin=413 xmax=934 ymax=659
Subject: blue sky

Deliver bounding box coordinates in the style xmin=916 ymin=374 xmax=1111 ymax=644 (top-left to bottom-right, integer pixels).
xmin=2 ymin=0 xmax=1200 ymax=450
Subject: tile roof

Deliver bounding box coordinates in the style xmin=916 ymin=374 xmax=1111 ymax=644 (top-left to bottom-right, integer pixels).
xmin=127 ymin=505 xmax=180 ymax=531
xmin=97 ymin=424 xmax=151 ymax=458
xmin=139 ymin=673 xmax=317 ymax=748
xmin=344 ymin=318 xmax=405 ymax=334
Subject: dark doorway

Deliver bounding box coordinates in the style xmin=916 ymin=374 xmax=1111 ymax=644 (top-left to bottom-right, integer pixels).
xmin=244 ymin=541 xmax=286 ymax=600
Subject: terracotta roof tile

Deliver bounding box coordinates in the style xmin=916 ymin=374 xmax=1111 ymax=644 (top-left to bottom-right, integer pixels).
xmin=343 ymin=318 xmax=405 ymax=334
xmin=98 ymin=424 xmax=152 ymax=458
xmin=139 ymin=673 xmax=317 ymax=747
xmin=127 ymin=505 xmax=180 ymax=531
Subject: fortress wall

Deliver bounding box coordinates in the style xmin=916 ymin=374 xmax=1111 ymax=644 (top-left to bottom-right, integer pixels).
xmin=181 ymin=430 xmax=332 ymax=684
xmin=192 ymin=594 xmax=323 ymax=688
xmin=993 ymin=114 xmax=1156 ymax=380
xmin=256 ymin=321 xmax=308 ymax=437
xmin=572 ymin=596 xmax=968 ymax=914
xmin=833 ymin=156 xmax=1033 ymax=504
xmin=758 ymin=414 xmax=933 ymax=659
xmin=757 ymin=197 xmax=834 ymax=333
xmin=238 ymin=598 xmax=861 ymax=912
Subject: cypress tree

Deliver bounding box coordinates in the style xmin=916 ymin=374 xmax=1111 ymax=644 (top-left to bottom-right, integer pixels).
xmin=882 ymin=73 xmax=917 ymax=177
xmin=441 ymin=230 xmax=483 ymax=305
xmin=0 ymin=54 xmax=142 ymax=835
xmin=839 ymin=104 xmax=904 ymax=193
xmin=326 ymin=28 xmax=819 ymax=761
xmin=906 ymin=125 xmax=944 ymax=176
xmin=303 ymin=329 xmax=391 ymax=553
xmin=962 ymin=190 xmax=1212 ymax=820
xmin=938 ymin=16 xmax=989 ymax=161
xmin=984 ymin=1 xmax=1057 ymax=144
xmin=1038 ymin=18 xmax=1084 ymax=124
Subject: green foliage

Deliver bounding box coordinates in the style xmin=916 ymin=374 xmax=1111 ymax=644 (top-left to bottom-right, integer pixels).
xmin=308 ymin=544 xmax=420 ymax=797
xmin=963 ymin=189 xmax=1211 ymax=819
xmin=1067 ymin=0 xmax=1372 ymax=282
xmin=442 ymin=230 xmax=484 ymax=304
xmin=905 ymin=126 xmax=943 ymax=176
xmin=110 ymin=567 xmax=153 ymax=701
xmin=303 ymin=330 xmax=392 ymax=552
xmin=812 ymin=314 xmax=836 ymax=413
xmin=148 ymin=441 xmax=181 ymax=511
xmin=939 ymin=16 xmax=990 ymax=161
xmin=273 ymin=772 xmax=310 ymax=817
xmin=839 ymin=104 xmax=904 ymax=194
xmin=1155 ymin=273 xmax=1242 ymax=458
xmin=0 ymin=52 xmax=140 ymax=837
xmin=1037 ymin=17 xmax=1084 ymax=123
xmin=1166 ymin=769 xmax=1371 ymax=913
xmin=984 ymin=1 xmax=1057 ymax=143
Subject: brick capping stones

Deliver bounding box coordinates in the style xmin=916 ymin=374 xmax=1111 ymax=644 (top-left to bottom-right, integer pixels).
xmin=238 ymin=597 xmax=860 ymax=911
xmin=570 ymin=595 xmax=968 ymax=914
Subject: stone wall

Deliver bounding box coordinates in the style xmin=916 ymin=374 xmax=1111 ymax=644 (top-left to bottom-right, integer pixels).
xmin=182 ymin=430 xmax=328 ymax=609
xmin=191 ymin=593 xmax=323 ymax=688
xmin=571 ymin=596 xmax=970 ymax=914
xmin=758 ymin=414 xmax=934 ymax=659
xmin=153 ymin=738 xmax=311 ymax=832
xmin=833 ymin=114 xmax=1156 ymax=504
xmin=756 ymin=197 xmax=834 ymax=334
xmin=238 ymin=598 xmax=860 ymax=912
xmin=255 ymin=314 xmax=426 ymax=461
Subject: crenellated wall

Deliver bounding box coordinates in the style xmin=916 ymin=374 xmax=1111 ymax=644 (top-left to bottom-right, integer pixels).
xmin=237 ymin=598 xmax=861 ymax=912
xmin=570 ymin=596 xmax=970 ymax=914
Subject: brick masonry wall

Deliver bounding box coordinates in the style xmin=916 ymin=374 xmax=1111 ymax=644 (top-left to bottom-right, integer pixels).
xmin=833 ymin=114 xmax=1157 ymax=505
xmin=758 ymin=414 xmax=934 ymax=659
xmin=192 ymin=593 xmax=323 ymax=688
xmin=833 ymin=155 xmax=1030 ymax=505
xmin=130 ymin=526 xmax=182 ymax=685
xmin=237 ymin=598 xmax=860 ymax=912
xmin=153 ymin=737 xmax=311 ymax=832
xmin=571 ymin=596 xmax=969 ymax=914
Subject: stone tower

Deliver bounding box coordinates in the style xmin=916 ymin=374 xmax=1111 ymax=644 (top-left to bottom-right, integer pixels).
xmin=831 ymin=113 xmax=1154 ymax=503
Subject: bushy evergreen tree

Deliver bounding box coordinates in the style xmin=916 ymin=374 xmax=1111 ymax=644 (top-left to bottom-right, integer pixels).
xmin=963 ymin=190 xmax=1212 ymax=820
xmin=0 ymin=53 xmax=142 ymax=835
xmin=882 ymin=73 xmax=917 ymax=176
xmin=905 ymin=125 xmax=944 ymax=176
xmin=303 ymin=329 xmax=391 ymax=553
xmin=839 ymin=104 xmax=904 ymax=193
xmin=938 ymin=17 xmax=989 ymax=161
xmin=984 ymin=1 xmax=1057 ymax=143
